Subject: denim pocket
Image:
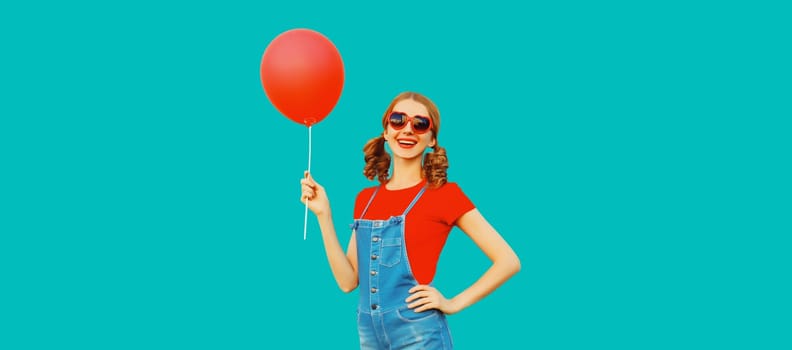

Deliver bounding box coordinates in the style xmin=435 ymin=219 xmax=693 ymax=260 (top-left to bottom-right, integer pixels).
xmin=380 ymin=238 xmax=402 ymax=267
xmin=395 ymin=306 xmax=440 ymax=323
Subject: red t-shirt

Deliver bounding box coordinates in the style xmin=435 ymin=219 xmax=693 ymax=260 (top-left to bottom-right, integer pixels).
xmin=353 ymin=180 xmax=475 ymax=285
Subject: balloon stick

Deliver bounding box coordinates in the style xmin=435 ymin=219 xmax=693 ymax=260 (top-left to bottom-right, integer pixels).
xmin=303 ymin=125 xmax=312 ymax=240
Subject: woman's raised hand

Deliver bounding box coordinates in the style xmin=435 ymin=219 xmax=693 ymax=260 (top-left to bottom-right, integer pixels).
xmin=300 ymin=171 xmax=331 ymax=217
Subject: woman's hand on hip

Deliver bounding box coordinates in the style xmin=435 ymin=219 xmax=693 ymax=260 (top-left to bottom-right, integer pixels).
xmin=406 ymin=285 xmax=461 ymax=315
xmin=300 ymin=171 xmax=330 ymax=216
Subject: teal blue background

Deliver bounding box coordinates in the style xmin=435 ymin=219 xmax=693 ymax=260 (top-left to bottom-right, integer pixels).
xmin=2 ymin=1 xmax=790 ymax=349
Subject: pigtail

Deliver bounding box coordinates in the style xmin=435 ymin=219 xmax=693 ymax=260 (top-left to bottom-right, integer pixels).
xmin=423 ymin=145 xmax=448 ymax=189
xmin=363 ymin=135 xmax=391 ymax=184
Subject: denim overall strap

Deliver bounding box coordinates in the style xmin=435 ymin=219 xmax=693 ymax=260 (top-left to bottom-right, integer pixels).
xmin=400 ymin=186 xmax=427 ymax=217
xmin=359 ymin=186 xmax=380 ymax=219
xmin=351 ymin=186 xmax=380 ymax=232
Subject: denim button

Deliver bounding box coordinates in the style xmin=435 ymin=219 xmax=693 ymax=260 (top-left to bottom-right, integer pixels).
xmin=370 ymin=270 xmax=376 ymax=276
xmin=372 ymin=237 xmax=380 ymax=242
xmin=371 ymin=255 xmax=378 ymax=260
xmin=371 ymin=288 xmax=378 ymax=293
xmin=371 ymin=304 xmax=378 ymax=310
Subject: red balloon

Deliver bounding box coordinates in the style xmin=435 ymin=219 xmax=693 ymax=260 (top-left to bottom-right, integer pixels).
xmin=260 ymin=29 xmax=344 ymax=126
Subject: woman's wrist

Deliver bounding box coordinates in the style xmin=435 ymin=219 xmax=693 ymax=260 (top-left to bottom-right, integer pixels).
xmin=316 ymin=209 xmax=333 ymax=223
xmin=446 ymin=297 xmax=465 ymax=315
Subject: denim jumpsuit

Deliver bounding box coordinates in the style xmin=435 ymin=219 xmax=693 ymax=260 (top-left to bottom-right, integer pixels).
xmin=352 ymin=186 xmax=454 ymax=349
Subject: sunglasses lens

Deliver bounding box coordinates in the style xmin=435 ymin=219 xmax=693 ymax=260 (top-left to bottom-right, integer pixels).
xmin=389 ymin=113 xmax=406 ymax=128
xmin=413 ymin=117 xmax=431 ymax=131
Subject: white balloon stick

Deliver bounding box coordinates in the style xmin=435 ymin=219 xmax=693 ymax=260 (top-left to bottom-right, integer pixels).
xmin=304 ymin=125 xmax=312 ymax=240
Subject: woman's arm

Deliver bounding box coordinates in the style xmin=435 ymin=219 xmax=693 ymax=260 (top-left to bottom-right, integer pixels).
xmin=448 ymin=208 xmax=520 ymax=312
xmin=407 ymin=208 xmax=520 ymax=314
xmin=301 ymin=171 xmax=359 ymax=292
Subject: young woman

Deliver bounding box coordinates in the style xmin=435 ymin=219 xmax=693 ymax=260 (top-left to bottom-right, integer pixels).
xmin=300 ymin=91 xmax=520 ymax=349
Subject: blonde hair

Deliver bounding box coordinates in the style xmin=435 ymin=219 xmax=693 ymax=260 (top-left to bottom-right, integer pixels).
xmin=363 ymin=92 xmax=448 ymax=188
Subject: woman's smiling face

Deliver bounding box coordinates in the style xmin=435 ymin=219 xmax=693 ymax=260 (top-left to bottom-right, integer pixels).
xmin=384 ymin=99 xmax=436 ymax=160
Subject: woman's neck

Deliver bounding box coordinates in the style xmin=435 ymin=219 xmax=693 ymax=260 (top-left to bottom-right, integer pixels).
xmin=388 ymin=157 xmax=424 ymax=190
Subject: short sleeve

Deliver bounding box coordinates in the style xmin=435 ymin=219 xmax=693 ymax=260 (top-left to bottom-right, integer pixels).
xmin=438 ymin=183 xmax=475 ymax=225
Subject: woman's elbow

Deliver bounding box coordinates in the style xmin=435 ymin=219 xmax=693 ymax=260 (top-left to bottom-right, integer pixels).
xmin=339 ymin=281 xmax=358 ymax=293
xmin=504 ymin=253 xmax=521 ymax=276
xmin=512 ymin=255 xmax=521 ymax=275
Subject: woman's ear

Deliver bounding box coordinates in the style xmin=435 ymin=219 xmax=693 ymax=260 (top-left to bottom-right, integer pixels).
xmin=429 ymin=137 xmax=436 ymax=148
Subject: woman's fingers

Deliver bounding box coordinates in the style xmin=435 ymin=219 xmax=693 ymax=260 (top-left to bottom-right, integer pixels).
xmin=300 ymin=171 xmax=324 ymax=204
xmin=405 ymin=290 xmax=428 ymax=303
xmin=406 ymin=287 xmax=435 ymax=309
xmin=300 ymin=179 xmax=315 ymax=191
xmin=407 ymin=298 xmax=436 ymax=312
xmin=407 ymin=295 xmax=433 ymax=309
xmin=408 ymin=285 xmax=431 ymax=293
xmin=406 ymin=285 xmax=449 ymax=313
xmin=413 ymin=302 xmax=436 ymax=313
xmin=302 ymin=171 xmax=323 ymax=190
xmin=409 ymin=294 xmax=438 ymax=312
xmin=304 ymin=170 xmax=317 ymax=184
xmin=299 ymin=171 xmax=330 ymax=216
